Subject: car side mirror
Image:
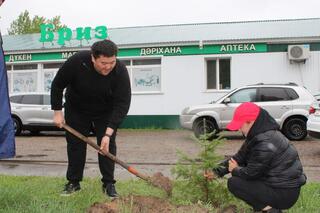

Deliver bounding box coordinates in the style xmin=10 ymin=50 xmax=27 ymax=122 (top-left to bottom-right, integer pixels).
xmin=223 ymin=97 xmax=231 ymax=104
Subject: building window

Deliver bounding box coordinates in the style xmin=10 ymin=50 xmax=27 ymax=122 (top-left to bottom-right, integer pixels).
xmin=13 ymin=64 xmax=38 ymax=70
xmin=132 ymin=67 xmax=161 ymax=92
xmin=43 ymin=63 xmax=63 ymax=69
xmin=133 ymin=59 xmax=161 ymax=65
xmin=121 ymin=58 xmax=162 ymax=93
xmin=8 ymin=63 xmax=39 ymax=93
xmin=12 ymin=72 xmax=38 ymax=92
xmin=43 ymin=71 xmax=56 ymax=92
xmin=206 ymin=58 xmax=230 ymax=90
xmin=119 ymin=59 xmax=130 ymax=66
xmin=42 ymin=63 xmax=63 ymax=92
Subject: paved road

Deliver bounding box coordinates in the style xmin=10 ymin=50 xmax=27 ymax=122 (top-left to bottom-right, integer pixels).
xmin=1 ymin=130 xmax=319 ymax=182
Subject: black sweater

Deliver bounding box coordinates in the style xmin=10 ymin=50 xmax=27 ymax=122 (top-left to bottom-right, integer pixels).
xmin=51 ymin=51 xmax=131 ymax=129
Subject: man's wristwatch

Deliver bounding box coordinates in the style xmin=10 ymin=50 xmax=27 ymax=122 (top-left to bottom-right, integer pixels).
xmin=104 ymin=133 xmax=112 ymax=138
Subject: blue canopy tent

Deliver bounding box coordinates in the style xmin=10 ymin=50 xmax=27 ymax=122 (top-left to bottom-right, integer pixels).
xmin=0 ymin=32 xmax=15 ymax=159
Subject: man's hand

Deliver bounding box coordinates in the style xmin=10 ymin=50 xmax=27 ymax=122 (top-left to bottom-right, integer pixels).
xmin=53 ymin=110 xmax=65 ymax=128
xmin=204 ymin=170 xmax=217 ymax=181
xmin=100 ymin=128 xmax=114 ymax=153
xmin=100 ymin=136 xmax=110 ymax=153
xmin=228 ymin=158 xmax=238 ymax=172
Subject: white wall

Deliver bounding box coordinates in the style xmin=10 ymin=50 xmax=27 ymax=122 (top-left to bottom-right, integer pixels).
xmin=128 ymin=51 xmax=320 ymax=115
xmin=231 ymin=52 xmax=320 ymax=93
xmin=129 ymin=55 xmax=227 ymax=115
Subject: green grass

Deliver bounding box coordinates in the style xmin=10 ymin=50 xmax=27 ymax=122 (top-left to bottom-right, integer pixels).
xmin=0 ymin=175 xmax=319 ymax=213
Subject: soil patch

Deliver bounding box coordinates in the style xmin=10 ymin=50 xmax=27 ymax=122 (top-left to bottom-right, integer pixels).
xmin=149 ymin=172 xmax=172 ymax=196
xmin=87 ymin=195 xmax=210 ymax=213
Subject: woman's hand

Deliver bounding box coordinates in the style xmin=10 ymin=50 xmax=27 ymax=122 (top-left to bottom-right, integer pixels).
xmin=204 ymin=170 xmax=217 ymax=181
xmin=228 ymin=158 xmax=238 ymax=172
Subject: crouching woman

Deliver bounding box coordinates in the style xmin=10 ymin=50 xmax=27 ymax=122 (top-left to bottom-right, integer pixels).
xmin=205 ymin=102 xmax=306 ymax=213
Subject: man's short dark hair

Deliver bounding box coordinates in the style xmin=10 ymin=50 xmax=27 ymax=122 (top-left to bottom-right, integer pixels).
xmin=91 ymin=40 xmax=118 ymax=58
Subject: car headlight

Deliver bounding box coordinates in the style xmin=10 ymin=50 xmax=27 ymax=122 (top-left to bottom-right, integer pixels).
xmin=181 ymin=107 xmax=190 ymax=114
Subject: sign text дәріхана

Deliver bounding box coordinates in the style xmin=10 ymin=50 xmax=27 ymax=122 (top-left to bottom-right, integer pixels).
xmin=39 ymin=24 xmax=108 ymax=46
xmin=140 ymin=47 xmax=182 ymax=56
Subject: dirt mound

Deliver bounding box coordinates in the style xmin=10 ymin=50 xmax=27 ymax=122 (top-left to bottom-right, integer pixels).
xmin=87 ymin=202 xmax=117 ymax=213
xmin=149 ymin=172 xmax=173 ymax=196
xmin=87 ymin=195 xmax=211 ymax=213
xmin=217 ymin=205 xmax=238 ymax=213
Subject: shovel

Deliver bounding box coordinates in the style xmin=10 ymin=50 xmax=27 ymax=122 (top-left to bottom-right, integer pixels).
xmin=62 ymin=123 xmax=172 ymax=195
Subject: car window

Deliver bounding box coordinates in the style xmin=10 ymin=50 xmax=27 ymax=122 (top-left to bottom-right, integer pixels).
xmin=286 ymin=88 xmax=299 ymax=100
xmin=43 ymin=95 xmax=51 ymax=105
xmin=229 ymin=88 xmax=257 ymax=103
xmin=10 ymin=95 xmax=23 ymax=103
xmin=20 ymin=95 xmax=42 ymax=105
xmin=258 ymin=88 xmax=290 ymax=102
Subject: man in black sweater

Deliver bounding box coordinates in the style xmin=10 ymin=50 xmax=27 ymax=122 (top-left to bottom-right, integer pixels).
xmin=205 ymin=102 xmax=306 ymax=213
xmin=51 ymin=40 xmax=131 ymax=197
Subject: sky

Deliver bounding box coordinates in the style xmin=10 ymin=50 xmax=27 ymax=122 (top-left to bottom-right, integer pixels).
xmin=0 ymin=0 xmax=319 ymax=35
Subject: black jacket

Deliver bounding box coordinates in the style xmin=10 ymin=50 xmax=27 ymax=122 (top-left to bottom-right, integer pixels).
xmin=51 ymin=51 xmax=131 ymax=129
xmin=216 ymin=108 xmax=306 ymax=188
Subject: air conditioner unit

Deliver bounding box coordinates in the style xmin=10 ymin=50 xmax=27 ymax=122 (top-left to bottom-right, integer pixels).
xmin=288 ymin=44 xmax=310 ymax=61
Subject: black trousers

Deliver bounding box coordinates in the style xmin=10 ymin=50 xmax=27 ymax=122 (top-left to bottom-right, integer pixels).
xmin=227 ymin=176 xmax=301 ymax=211
xmin=65 ymin=106 xmax=117 ymax=185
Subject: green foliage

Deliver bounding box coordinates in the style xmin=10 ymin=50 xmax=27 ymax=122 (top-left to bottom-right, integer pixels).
xmin=287 ymin=182 xmax=320 ymax=213
xmin=0 ymin=176 xmax=102 ymax=213
xmin=8 ymin=10 xmax=67 ymax=35
xmin=0 ymin=175 xmax=319 ymax=212
xmin=171 ymin=133 xmax=235 ymax=206
xmin=0 ymin=176 xmax=164 ymax=213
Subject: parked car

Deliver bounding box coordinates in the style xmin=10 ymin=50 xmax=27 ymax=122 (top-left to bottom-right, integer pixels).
xmin=307 ymin=101 xmax=320 ymax=139
xmin=180 ymin=83 xmax=316 ymax=141
xmin=10 ymin=93 xmax=59 ymax=135
xmin=314 ymin=94 xmax=320 ymax=101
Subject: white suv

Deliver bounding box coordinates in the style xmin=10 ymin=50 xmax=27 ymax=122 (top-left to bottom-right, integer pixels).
xmin=180 ymin=83 xmax=315 ymax=141
xmin=307 ymin=101 xmax=320 ymax=139
xmin=10 ymin=93 xmax=57 ymax=135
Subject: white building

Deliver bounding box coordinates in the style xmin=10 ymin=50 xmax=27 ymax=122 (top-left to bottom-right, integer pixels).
xmin=3 ymin=18 xmax=320 ymax=128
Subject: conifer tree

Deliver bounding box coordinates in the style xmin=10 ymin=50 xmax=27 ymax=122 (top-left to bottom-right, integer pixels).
xmin=172 ymin=128 xmax=234 ymax=206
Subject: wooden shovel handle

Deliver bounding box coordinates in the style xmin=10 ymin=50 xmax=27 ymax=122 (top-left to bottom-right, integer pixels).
xmin=62 ymin=123 xmax=150 ymax=181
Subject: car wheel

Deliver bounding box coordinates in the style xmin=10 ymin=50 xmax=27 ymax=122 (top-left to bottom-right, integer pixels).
xmin=282 ymin=117 xmax=307 ymax=141
xmin=12 ymin=117 xmax=22 ymax=136
xmin=193 ymin=117 xmax=218 ymax=139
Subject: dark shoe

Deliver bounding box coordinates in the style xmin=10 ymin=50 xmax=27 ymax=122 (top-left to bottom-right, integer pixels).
xmin=61 ymin=182 xmax=80 ymax=196
xmin=102 ymin=183 xmax=119 ymax=198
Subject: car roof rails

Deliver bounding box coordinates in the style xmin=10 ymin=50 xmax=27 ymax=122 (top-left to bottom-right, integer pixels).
xmin=286 ymin=82 xmax=298 ymax=86
xmin=248 ymin=82 xmax=298 ymax=86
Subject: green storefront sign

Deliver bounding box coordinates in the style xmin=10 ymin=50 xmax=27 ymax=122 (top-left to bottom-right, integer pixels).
xmin=5 ymin=43 xmax=267 ymax=63
xmin=39 ymin=24 xmax=108 ymax=46
xmin=5 ymin=51 xmax=78 ymax=63
xmin=140 ymin=43 xmax=266 ymax=56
